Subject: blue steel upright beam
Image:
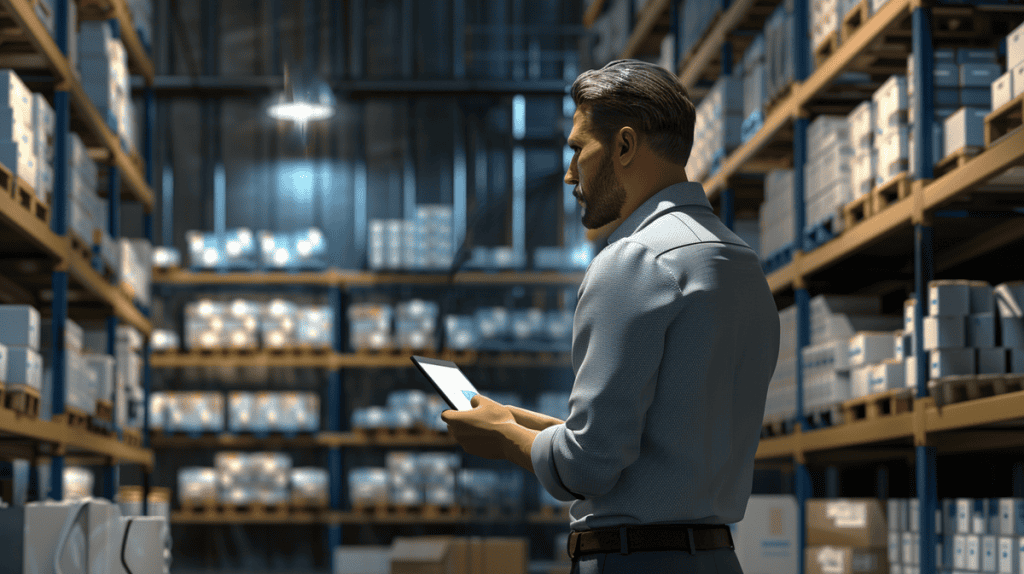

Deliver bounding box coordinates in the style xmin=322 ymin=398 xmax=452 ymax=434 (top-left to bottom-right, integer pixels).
xmin=914 ymin=218 xmax=936 ymax=572
xmin=790 ymin=0 xmax=811 ymax=569
xmin=49 ymin=0 xmax=71 ymax=502
xmin=911 ymin=7 xmax=934 ymax=181
xmin=327 ymin=286 xmax=346 ymax=565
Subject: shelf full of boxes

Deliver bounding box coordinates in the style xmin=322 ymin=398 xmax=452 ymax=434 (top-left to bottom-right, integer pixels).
xmin=143 ymin=206 xmax=583 ymax=570
xmin=0 ymin=0 xmax=167 ymax=573
xmin=589 ymin=0 xmax=1024 ymax=572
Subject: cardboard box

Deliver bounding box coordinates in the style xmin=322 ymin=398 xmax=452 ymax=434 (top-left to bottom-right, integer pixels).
xmin=805 ymin=546 xmax=888 ymax=574
xmin=968 ymin=313 xmax=997 ymax=348
xmin=849 ymin=332 xmax=895 ymax=367
xmin=1003 ymin=317 xmax=1024 ymax=349
xmin=1009 ymin=20 xmax=1024 ymax=69
xmin=807 ymin=499 xmax=888 ymax=548
xmin=998 ymin=536 xmax=1019 ymax=574
xmin=983 ymin=534 xmax=998 ymax=571
xmin=869 ymin=359 xmax=905 ymax=393
xmin=931 ymin=348 xmax=975 ymax=378
xmin=0 ymin=305 xmax=41 ymax=350
xmin=733 ymin=495 xmax=799 ymax=574
xmin=902 ymin=531 xmax=915 ymax=564
xmin=944 ymin=107 xmax=989 ymax=157
xmin=999 ymin=499 xmax=1024 ymax=536
xmin=967 ymin=534 xmax=981 ymax=570
xmin=889 ymin=531 xmax=902 ymax=562
xmin=923 ymin=316 xmax=965 ymax=350
xmin=993 ymin=71 xmax=1014 ymax=111
xmin=7 ymin=346 xmax=42 ymax=389
xmin=977 ymin=348 xmax=1008 ymax=375
xmin=1012 ymin=349 xmax=1024 ymax=374
xmin=334 ymin=546 xmax=390 ymax=574
xmin=960 ymin=63 xmax=1002 ymax=87
xmin=930 ymin=281 xmax=972 ymax=316
xmin=873 ymin=76 xmax=908 ymax=135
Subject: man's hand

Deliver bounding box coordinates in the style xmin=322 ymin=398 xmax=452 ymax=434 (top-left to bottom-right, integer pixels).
xmin=440 ymin=395 xmax=539 ymax=473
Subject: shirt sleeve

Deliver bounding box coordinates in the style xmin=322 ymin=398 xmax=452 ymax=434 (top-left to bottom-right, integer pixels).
xmin=531 ymin=240 xmax=684 ymax=501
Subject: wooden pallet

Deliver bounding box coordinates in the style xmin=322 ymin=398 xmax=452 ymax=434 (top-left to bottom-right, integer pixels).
xmin=54 ymin=405 xmax=91 ymax=430
xmin=122 ymin=428 xmax=143 ymax=448
xmin=985 ymin=92 xmax=1024 ymax=147
xmin=933 ymin=146 xmax=982 ymax=179
xmin=760 ymin=416 xmax=797 ymax=438
xmin=813 ymin=31 xmax=839 ymax=69
xmin=843 ymin=192 xmax=873 ymax=230
xmin=841 ymin=388 xmax=914 ymax=423
xmin=353 ymin=425 xmax=449 ymax=442
xmin=180 ymin=501 xmax=293 ymax=517
xmin=928 ymin=374 xmax=1024 ymax=407
xmin=289 ymin=497 xmax=329 ymax=510
xmin=68 ymin=232 xmax=93 ymax=261
xmin=4 ymin=384 xmax=39 ymax=418
xmin=840 ymin=0 xmax=870 ymax=42
xmin=803 ymin=404 xmax=844 ymax=429
xmin=871 ymin=172 xmax=912 ymax=214
xmin=350 ymin=503 xmax=465 ymax=520
xmin=12 ymin=176 xmax=48 ymax=223
xmin=265 ymin=346 xmax=332 ymax=356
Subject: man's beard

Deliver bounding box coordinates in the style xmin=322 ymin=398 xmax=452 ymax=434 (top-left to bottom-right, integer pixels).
xmin=578 ymin=153 xmax=627 ymax=229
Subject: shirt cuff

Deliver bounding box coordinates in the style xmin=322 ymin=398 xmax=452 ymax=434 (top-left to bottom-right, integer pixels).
xmin=531 ymin=424 xmax=584 ymax=502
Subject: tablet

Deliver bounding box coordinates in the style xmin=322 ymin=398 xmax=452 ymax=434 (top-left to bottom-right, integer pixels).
xmin=410 ymin=355 xmax=480 ymax=411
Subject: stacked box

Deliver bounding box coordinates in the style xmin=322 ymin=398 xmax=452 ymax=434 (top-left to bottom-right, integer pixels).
xmin=804 ymin=116 xmax=852 ymax=232
xmin=39 ymin=318 xmax=90 ymax=417
xmin=152 ymin=246 xmax=181 ymax=268
xmin=741 ymin=34 xmax=767 ymax=142
xmin=759 ymin=169 xmax=795 ymax=259
xmin=348 ymin=302 xmax=394 ymax=350
xmin=922 ymin=280 xmax=1013 ymax=380
xmin=260 ymin=299 xmax=298 ymax=349
xmin=806 ymin=498 xmax=888 ymax=574
xmin=119 ymin=238 xmax=152 ymax=307
xmin=296 ymin=305 xmax=333 ymax=348
xmin=764 ymin=305 xmax=797 ymax=421
xmin=163 ymin=392 xmax=224 ymax=433
xmin=31 ymin=93 xmax=54 ymax=204
xmin=590 ymin=0 xmax=630 ymax=65
xmin=215 ymin=451 xmax=291 ymax=506
xmin=290 ymin=468 xmax=328 ymax=507
xmin=681 ymin=0 xmax=727 ymax=57
xmin=395 ymin=299 xmax=439 ymax=349
xmin=687 ymin=75 xmax=743 ymax=181
xmin=413 ymin=205 xmax=454 ymax=270
xmin=348 ymin=467 xmax=390 ymax=506
xmin=810 ymin=0 xmax=840 ymax=56
xmin=184 ymin=300 xmax=227 ymax=350
xmin=0 ymin=70 xmax=37 ymax=185
xmin=943 ymin=107 xmax=989 ymax=158
xmin=78 ymin=21 xmax=128 ymax=134
xmin=873 ymin=76 xmax=909 ymax=186
xmin=995 ymin=282 xmax=1024 ymax=373
xmin=178 ymin=467 xmax=219 ymax=505
xmin=258 ymin=228 xmax=327 ymax=270
xmin=847 ymin=101 xmax=875 ymax=198
xmin=764 ymin=0 xmax=796 ymax=105
xmin=444 ymin=315 xmax=479 ymax=350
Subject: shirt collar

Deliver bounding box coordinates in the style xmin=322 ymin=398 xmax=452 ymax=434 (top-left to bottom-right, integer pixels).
xmin=605 ymin=181 xmax=712 ymax=245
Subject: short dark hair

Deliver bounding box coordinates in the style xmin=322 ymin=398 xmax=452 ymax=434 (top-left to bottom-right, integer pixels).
xmin=571 ymin=59 xmax=696 ymax=167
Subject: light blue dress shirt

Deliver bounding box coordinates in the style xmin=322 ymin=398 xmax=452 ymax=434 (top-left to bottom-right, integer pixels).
xmin=531 ymin=181 xmax=781 ymax=531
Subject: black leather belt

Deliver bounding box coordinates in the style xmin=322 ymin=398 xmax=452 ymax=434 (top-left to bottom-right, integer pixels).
xmin=567 ymin=524 xmax=734 ymax=560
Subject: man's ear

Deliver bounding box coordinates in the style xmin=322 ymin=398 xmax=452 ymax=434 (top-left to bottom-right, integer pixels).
xmin=617 ymin=127 xmax=637 ymax=166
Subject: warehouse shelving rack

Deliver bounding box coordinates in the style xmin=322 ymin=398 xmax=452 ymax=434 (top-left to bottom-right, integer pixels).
xmin=0 ymin=0 xmax=157 ymax=502
xmin=149 ymin=270 xmax=580 ymax=559
xmin=588 ymin=0 xmax=1024 ymax=572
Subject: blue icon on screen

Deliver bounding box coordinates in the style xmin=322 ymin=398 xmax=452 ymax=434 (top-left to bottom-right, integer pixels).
xmin=463 ymin=390 xmax=478 ymax=402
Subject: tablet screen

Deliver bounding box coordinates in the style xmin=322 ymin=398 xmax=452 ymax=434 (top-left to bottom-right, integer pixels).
xmin=411 ymin=356 xmax=480 ymax=411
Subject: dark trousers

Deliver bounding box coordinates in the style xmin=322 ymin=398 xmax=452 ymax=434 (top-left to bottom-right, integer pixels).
xmin=570 ymin=547 xmax=744 ymax=573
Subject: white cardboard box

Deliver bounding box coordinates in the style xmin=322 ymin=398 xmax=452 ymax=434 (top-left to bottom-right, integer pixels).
xmin=1011 ymin=349 xmax=1024 ymax=374
xmin=732 ymin=495 xmax=799 ymax=574
xmin=954 ymin=534 xmax=967 ymax=568
xmin=995 ymin=282 xmax=1024 ymax=318
xmin=1008 ymin=20 xmax=1024 ymax=69
xmin=1014 ymin=63 xmax=1024 ymax=99
xmin=977 ymin=348 xmax=1008 ymax=375
xmin=0 ymin=305 xmax=41 ymax=350
xmin=6 ymin=346 xmax=42 ymax=390
xmin=970 ymin=281 xmax=994 ymax=313
xmin=924 ymin=316 xmax=966 ymax=350
xmin=873 ymin=75 xmax=908 ymax=135
xmin=967 ymin=313 xmax=997 ymax=348
xmin=849 ymin=332 xmax=895 ymax=367
xmin=870 ymin=359 xmax=905 ymax=393
xmin=999 ymin=499 xmax=1024 ymax=536
xmin=931 ymin=348 xmax=975 ymax=378
xmin=993 ymin=71 xmax=1014 ymax=111
xmin=931 ymin=281 xmax=972 ymax=316
xmin=851 ymin=365 xmax=874 ymax=398
xmin=1002 ymin=317 xmax=1024 ymax=348
xmin=997 ymin=536 xmax=1018 ymax=573
xmin=983 ymin=535 xmax=998 ymax=572
xmin=967 ymin=534 xmax=981 ymax=570
xmin=903 ymin=531 xmax=915 ymax=565
xmin=904 ymin=356 xmax=918 ymax=390
xmin=944 ymin=107 xmax=990 ymax=157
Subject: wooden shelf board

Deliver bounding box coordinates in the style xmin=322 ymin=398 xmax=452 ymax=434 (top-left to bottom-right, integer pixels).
xmin=149 ymin=433 xmax=324 ymax=449
xmin=618 ymin=0 xmax=672 ymax=59
xmin=66 ymin=244 xmax=152 ymax=336
xmin=0 ymin=406 xmax=152 ymax=466
xmin=150 ymin=350 xmax=335 ymax=369
xmin=319 ymin=431 xmax=456 ymax=448
xmin=583 ymin=0 xmax=608 ymax=28
xmin=77 ymin=0 xmax=156 ymax=83
xmin=152 ymin=268 xmax=584 ymax=287
xmin=678 ymin=0 xmax=763 ymax=89
xmin=925 ymin=390 xmax=1024 ymax=434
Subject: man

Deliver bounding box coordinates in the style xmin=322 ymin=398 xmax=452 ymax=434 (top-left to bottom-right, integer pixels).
xmin=441 ymin=59 xmax=780 ymax=573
